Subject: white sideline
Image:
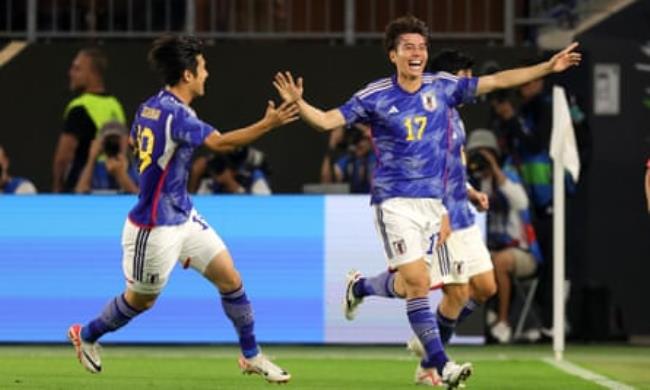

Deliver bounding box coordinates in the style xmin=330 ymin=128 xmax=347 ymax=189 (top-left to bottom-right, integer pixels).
xmin=542 ymin=357 xmax=635 ymax=390
xmin=0 ymin=41 xmax=28 ymax=67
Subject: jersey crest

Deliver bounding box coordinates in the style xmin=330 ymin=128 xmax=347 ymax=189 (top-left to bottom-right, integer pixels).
xmin=421 ymin=91 xmax=437 ymax=112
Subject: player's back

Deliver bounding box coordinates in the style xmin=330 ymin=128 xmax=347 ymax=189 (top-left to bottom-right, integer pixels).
xmin=128 ymin=90 xmax=214 ymax=227
xmin=444 ymin=108 xmax=475 ymax=230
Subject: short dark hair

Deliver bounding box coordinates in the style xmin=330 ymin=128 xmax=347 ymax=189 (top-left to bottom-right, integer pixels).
xmin=79 ymin=47 xmax=108 ymax=77
xmin=148 ymin=35 xmax=204 ymax=86
xmin=429 ymin=49 xmax=474 ymax=74
xmin=384 ymin=15 xmax=429 ymax=54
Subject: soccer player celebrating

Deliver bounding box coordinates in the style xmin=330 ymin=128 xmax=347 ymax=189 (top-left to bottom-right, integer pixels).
xmin=407 ymin=49 xmax=497 ymax=348
xmin=67 ymin=36 xmax=298 ymax=383
xmin=273 ymin=16 xmax=580 ymax=387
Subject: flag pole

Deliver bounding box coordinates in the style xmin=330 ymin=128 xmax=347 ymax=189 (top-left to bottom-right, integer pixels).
xmin=550 ymin=85 xmax=577 ymax=362
xmin=552 ymin=145 xmax=565 ymax=361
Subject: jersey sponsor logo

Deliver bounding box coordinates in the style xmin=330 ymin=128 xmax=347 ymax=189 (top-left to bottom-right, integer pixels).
xmin=388 ymin=105 xmax=400 ymax=114
xmin=392 ymin=238 xmax=407 ymax=255
xmin=421 ymin=92 xmax=437 ymax=112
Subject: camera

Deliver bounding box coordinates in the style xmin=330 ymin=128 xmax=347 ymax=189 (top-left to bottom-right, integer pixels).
xmin=102 ymin=134 xmax=122 ymax=158
xmin=467 ymin=150 xmax=490 ymax=178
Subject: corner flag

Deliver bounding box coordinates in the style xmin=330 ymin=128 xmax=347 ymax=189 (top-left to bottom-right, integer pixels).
xmin=550 ymin=86 xmax=581 ymax=182
xmin=549 ymin=85 xmax=581 ymax=361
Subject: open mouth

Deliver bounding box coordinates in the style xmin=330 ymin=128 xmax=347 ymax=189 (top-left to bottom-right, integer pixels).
xmin=408 ymin=60 xmax=423 ymax=71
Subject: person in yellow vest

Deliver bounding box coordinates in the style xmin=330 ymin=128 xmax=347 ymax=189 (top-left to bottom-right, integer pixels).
xmin=52 ymin=47 xmax=126 ymax=192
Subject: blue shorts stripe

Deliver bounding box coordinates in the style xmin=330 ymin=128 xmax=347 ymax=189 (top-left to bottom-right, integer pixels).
xmin=133 ymin=228 xmax=150 ymax=282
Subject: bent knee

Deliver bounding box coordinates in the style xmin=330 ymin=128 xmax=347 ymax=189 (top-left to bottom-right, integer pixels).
xmin=125 ymin=290 xmax=158 ymax=311
xmin=474 ymin=283 xmax=497 ymax=303
xmin=444 ymin=284 xmax=470 ymax=304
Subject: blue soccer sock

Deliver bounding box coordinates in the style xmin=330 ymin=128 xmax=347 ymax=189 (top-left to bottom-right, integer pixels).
xmin=221 ymin=285 xmax=259 ymax=359
xmin=457 ymin=298 xmax=480 ymax=324
xmin=352 ymin=271 xmax=398 ymax=298
xmin=437 ymin=308 xmax=458 ymax=345
xmin=407 ymin=297 xmax=448 ymax=374
xmin=81 ymin=294 xmax=142 ymax=343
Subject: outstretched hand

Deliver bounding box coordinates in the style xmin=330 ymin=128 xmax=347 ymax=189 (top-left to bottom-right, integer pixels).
xmin=273 ymin=71 xmax=304 ymax=103
xmin=548 ymin=42 xmax=581 ymax=73
xmin=264 ymin=100 xmax=300 ymax=128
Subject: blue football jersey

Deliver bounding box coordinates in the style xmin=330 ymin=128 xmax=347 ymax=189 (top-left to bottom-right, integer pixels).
xmin=338 ymin=72 xmax=478 ymax=204
xmin=443 ymin=108 xmax=475 ymax=230
xmin=128 ymin=90 xmax=216 ymax=227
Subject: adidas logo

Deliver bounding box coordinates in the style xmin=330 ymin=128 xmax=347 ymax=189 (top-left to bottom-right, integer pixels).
xmin=388 ymin=105 xmax=399 ymax=114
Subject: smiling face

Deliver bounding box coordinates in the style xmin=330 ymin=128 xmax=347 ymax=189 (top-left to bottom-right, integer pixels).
xmin=390 ymin=33 xmax=428 ymax=81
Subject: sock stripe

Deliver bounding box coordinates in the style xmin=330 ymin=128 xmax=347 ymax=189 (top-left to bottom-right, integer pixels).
xmin=221 ymin=285 xmax=245 ymax=300
xmin=407 ymin=298 xmax=431 ymax=312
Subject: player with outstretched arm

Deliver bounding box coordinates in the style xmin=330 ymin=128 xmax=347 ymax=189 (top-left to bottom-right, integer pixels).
xmin=67 ymin=36 xmax=298 ymax=384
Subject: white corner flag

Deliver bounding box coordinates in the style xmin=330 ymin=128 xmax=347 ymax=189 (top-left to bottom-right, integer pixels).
xmin=549 ymin=85 xmax=581 ymax=361
xmin=550 ymin=86 xmax=580 ymax=182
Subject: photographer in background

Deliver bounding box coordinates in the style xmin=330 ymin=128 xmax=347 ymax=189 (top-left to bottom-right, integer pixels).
xmin=193 ymin=146 xmax=272 ymax=195
xmin=0 ymin=145 xmax=37 ymax=194
xmin=332 ymin=124 xmax=375 ymax=193
xmin=466 ymin=129 xmax=543 ymax=343
xmin=74 ymin=122 xmax=139 ymax=194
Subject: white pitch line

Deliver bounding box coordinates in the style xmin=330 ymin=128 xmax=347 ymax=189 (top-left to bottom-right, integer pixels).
xmin=542 ymin=357 xmax=635 ymax=390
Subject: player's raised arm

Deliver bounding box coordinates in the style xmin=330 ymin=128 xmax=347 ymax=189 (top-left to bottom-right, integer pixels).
xmin=273 ymin=71 xmax=346 ymax=132
xmin=204 ymin=100 xmax=299 ymax=153
xmin=476 ymin=42 xmax=581 ymax=96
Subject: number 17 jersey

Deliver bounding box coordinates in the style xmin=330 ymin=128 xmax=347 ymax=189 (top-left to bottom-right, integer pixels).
xmin=338 ymin=73 xmax=477 ymax=204
xmin=128 ymin=89 xmax=216 ymax=227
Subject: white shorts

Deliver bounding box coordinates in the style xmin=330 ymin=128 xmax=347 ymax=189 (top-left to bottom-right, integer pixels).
xmin=121 ymin=208 xmax=226 ymax=294
xmin=373 ymin=197 xmax=447 ymax=269
xmin=430 ymin=224 xmax=493 ymax=287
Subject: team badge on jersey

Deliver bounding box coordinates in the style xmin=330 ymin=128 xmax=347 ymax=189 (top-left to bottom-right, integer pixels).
xmin=392 ymin=239 xmax=407 ymax=255
xmin=421 ymin=92 xmax=437 ymax=112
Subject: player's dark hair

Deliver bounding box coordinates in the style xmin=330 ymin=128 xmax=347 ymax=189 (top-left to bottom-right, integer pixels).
xmin=384 ymin=15 xmax=429 ymax=54
xmin=148 ymin=36 xmax=204 ymax=86
xmin=429 ymin=49 xmax=474 ymax=74
xmin=79 ymin=47 xmax=108 ymax=77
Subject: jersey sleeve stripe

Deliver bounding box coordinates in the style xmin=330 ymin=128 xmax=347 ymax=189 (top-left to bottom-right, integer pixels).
xmin=355 ymin=78 xmax=392 ymax=99
xmin=357 ymin=82 xmax=393 ymax=100
xmin=157 ymin=113 xmax=176 ymax=168
xmin=150 ymin=162 xmax=173 ymax=226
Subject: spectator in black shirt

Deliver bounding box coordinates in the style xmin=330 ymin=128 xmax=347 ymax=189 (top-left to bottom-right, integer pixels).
xmin=52 ymin=48 xmax=126 ymax=192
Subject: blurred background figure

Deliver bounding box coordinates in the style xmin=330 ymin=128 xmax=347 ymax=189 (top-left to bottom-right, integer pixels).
xmin=0 ymin=145 xmax=37 ymax=194
xmin=193 ymin=147 xmax=272 ymax=195
xmin=466 ymin=129 xmax=543 ymax=344
xmin=486 ymin=59 xmax=589 ymax=336
xmin=74 ymin=122 xmax=139 ymax=194
xmin=52 ymin=47 xmax=126 ymax=193
xmin=320 ymin=123 xmax=374 ymax=193
xmin=332 ymin=124 xmax=374 ymax=194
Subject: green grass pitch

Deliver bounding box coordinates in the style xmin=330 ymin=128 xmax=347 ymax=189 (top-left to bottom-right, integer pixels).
xmin=1 ymin=345 xmax=648 ymax=389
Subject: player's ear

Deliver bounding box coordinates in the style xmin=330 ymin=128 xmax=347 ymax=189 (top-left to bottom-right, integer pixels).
xmin=182 ymin=69 xmax=193 ymax=83
xmin=389 ymin=50 xmax=398 ymax=65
